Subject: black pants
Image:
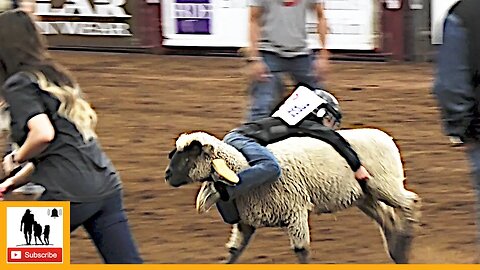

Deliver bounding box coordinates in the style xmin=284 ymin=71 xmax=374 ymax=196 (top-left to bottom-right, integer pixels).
xmin=70 ymin=191 xmax=143 ymax=264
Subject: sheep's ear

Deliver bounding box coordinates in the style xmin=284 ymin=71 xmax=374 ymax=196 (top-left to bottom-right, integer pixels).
xmin=202 ymin=144 xmax=214 ymax=156
xmin=168 ymin=148 xmax=177 ymax=159
xmin=189 ymin=140 xmax=203 ymax=155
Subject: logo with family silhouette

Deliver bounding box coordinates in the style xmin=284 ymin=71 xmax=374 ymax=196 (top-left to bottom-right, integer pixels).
xmin=6 ymin=207 xmax=64 ymax=263
xmin=20 ymin=208 xmax=61 ymax=246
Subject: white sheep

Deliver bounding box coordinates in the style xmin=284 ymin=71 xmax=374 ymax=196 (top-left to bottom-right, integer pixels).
xmin=165 ymin=128 xmax=421 ymax=264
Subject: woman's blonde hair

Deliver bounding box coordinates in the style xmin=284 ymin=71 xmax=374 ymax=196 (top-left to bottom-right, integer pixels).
xmin=35 ymin=72 xmax=98 ymax=142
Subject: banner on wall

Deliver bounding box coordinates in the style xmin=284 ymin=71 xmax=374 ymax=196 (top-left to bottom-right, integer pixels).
xmin=32 ymin=0 xmax=148 ymax=48
xmin=162 ymin=0 xmax=378 ymax=50
xmin=384 ymin=0 xmax=401 ymax=9
xmin=35 ymin=0 xmax=132 ymax=36
xmin=174 ymin=0 xmax=212 ymax=34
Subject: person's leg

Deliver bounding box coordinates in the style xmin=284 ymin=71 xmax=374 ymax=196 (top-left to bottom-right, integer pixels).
xmin=222 ymin=132 xmax=281 ymax=199
xmin=433 ymin=13 xmax=473 ymax=132
xmin=247 ymin=52 xmax=284 ymax=121
xmin=436 ymin=13 xmax=477 ymax=259
xmin=24 ymin=230 xmax=28 ymax=245
xmin=287 ymin=54 xmax=322 ymax=89
xmin=269 ymin=75 xmax=286 ymax=113
xmin=27 ymin=230 xmax=32 ymax=245
xmin=70 ymin=201 xmax=102 ymax=232
xmin=83 ymin=191 xmax=143 ymax=264
xmin=37 ymin=235 xmax=43 ymax=245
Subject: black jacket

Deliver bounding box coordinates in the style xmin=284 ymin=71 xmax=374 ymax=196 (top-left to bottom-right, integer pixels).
xmin=231 ymin=117 xmax=362 ymax=171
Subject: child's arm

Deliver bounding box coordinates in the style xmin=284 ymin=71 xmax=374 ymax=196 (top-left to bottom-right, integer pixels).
xmin=305 ymin=128 xmax=362 ymax=171
xmin=0 ymin=162 xmax=35 ymax=199
xmin=301 ymin=128 xmax=371 ymax=180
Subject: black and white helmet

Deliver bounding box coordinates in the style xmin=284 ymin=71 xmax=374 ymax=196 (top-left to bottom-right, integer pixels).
xmin=311 ymin=89 xmax=342 ymax=127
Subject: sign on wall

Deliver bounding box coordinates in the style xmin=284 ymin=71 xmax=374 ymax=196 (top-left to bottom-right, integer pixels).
xmin=174 ymin=0 xmax=212 ymax=34
xmin=30 ymin=0 xmax=151 ymax=49
xmin=384 ymin=0 xmax=401 ymax=9
xmin=162 ymin=0 xmax=378 ymax=50
xmin=307 ymin=0 xmax=377 ymax=50
xmin=35 ymin=0 xmax=133 ymax=36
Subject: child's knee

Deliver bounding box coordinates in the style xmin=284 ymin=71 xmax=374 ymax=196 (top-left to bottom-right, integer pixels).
xmin=268 ymin=160 xmax=282 ymax=180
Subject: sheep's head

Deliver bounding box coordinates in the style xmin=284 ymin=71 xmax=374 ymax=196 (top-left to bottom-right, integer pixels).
xmin=165 ymin=134 xmax=216 ymax=187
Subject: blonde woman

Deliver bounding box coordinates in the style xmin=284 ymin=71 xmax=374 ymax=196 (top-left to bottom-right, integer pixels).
xmin=0 ymin=10 xmax=142 ymax=264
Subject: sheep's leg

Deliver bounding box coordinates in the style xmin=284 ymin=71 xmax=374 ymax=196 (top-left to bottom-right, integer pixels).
xmin=224 ymin=222 xmax=256 ymax=264
xmin=390 ymin=191 xmax=421 ymax=264
xmin=286 ymin=210 xmax=310 ymax=264
xmin=380 ymin=190 xmax=421 ymax=226
xmin=357 ymin=198 xmax=401 ymax=263
xmin=361 ymin=190 xmax=421 ymax=264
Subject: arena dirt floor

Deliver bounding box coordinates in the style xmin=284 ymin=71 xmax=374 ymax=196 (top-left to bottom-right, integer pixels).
xmin=5 ymin=50 xmax=479 ymax=264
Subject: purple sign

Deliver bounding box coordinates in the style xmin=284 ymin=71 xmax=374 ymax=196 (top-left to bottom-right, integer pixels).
xmin=175 ymin=0 xmax=212 ymax=35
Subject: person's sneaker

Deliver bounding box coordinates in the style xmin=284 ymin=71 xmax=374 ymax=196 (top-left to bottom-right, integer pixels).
xmin=12 ymin=183 xmax=45 ymax=195
xmin=196 ymin=182 xmax=221 ymax=214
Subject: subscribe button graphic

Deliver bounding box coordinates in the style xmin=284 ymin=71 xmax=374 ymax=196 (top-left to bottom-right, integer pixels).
xmin=6 ymin=206 xmax=66 ymax=264
xmin=8 ymin=248 xmax=62 ymax=263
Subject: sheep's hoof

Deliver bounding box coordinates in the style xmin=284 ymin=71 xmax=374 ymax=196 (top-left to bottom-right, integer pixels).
xmin=221 ymin=248 xmax=239 ymax=264
xmin=294 ymin=247 xmax=310 ymax=264
xmin=391 ymin=233 xmax=413 ymax=264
